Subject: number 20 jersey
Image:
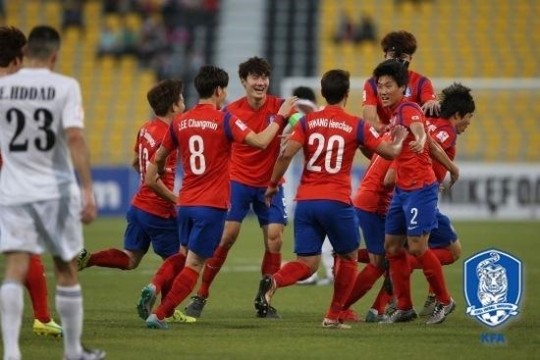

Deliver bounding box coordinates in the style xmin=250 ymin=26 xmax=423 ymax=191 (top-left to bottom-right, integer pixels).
xmin=290 ymin=105 xmax=383 ymax=204
xmin=0 ymin=69 xmax=84 ymax=205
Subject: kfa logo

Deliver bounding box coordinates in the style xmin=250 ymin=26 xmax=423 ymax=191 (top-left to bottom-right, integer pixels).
xmin=464 ymin=249 xmax=522 ymax=328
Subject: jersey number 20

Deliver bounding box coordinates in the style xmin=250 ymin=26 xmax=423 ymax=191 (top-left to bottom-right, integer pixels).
xmin=306 ymin=133 xmax=344 ymax=174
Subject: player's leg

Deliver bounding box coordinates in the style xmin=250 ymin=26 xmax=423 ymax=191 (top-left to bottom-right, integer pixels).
xmin=147 ymin=207 xmax=226 ymax=329
xmin=255 ymin=184 xmax=287 ymax=277
xmin=78 ymin=206 xmax=151 ymax=270
xmin=318 ymin=237 xmax=335 ymax=285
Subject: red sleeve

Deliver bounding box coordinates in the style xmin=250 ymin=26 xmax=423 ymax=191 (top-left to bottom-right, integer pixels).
xmin=431 ymin=126 xmax=456 ymax=151
xmin=227 ymin=114 xmax=252 ymax=143
xmin=289 ymin=117 xmax=307 ymax=144
xmin=133 ymin=128 xmax=141 ymax=153
xmin=400 ymin=105 xmax=424 ymax=128
xmin=359 ymin=121 xmax=383 ymax=151
xmin=363 ymin=78 xmax=378 ymax=106
xmin=419 ymin=78 xmax=437 ymax=104
xmin=161 ymin=122 xmax=178 ymax=152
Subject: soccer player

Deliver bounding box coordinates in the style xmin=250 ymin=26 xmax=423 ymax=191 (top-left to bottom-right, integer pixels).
xmin=0 ymin=26 xmax=104 ymax=359
xmin=254 ymin=69 xmax=407 ymax=328
xmin=363 ymin=30 xmax=439 ymax=131
xmin=185 ymin=57 xmax=291 ymax=318
xmin=374 ymin=60 xmax=455 ymax=325
xmin=0 ymin=25 xmax=63 ymax=338
xmin=411 ymin=83 xmax=476 ymax=316
xmin=137 ymin=65 xmax=296 ymax=329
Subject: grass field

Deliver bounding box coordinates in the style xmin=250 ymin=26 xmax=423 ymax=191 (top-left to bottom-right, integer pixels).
xmin=1 ymin=217 xmax=539 ymax=359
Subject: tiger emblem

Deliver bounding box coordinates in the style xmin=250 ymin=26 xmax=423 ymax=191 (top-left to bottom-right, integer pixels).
xmin=477 ymin=263 xmax=508 ymax=306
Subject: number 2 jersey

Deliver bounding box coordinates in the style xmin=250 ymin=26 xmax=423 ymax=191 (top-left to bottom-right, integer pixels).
xmin=131 ymin=118 xmax=177 ymax=218
xmin=0 ymin=68 xmax=84 ymax=205
xmin=290 ymin=105 xmax=384 ymax=204
xmin=161 ymin=104 xmax=252 ymax=209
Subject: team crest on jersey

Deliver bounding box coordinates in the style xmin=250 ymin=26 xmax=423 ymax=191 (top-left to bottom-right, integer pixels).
xmin=464 ymin=249 xmax=522 ymax=328
xmin=436 ymin=130 xmax=450 ymax=143
xmin=405 ymin=86 xmax=412 ymax=98
xmin=235 ymin=119 xmax=247 ymax=131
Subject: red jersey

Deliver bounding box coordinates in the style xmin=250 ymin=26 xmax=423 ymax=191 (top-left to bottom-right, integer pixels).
xmin=389 ymin=101 xmax=436 ymax=190
xmin=291 ymin=105 xmax=383 ymax=204
xmin=131 ymin=118 xmax=177 ymax=218
xmin=427 ymin=117 xmax=457 ymax=183
xmin=353 ymin=135 xmax=394 ymax=215
xmin=225 ymin=95 xmax=285 ymax=187
xmin=363 ymin=70 xmax=436 ymax=124
xmin=162 ymin=104 xmax=251 ymax=209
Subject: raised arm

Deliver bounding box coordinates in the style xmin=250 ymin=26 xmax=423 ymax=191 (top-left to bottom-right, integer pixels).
xmin=373 ymin=125 xmax=407 ymax=160
xmin=144 ymin=146 xmax=177 ymax=204
xmin=428 ymin=137 xmax=459 ymax=187
xmin=264 ymin=139 xmax=303 ymax=206
xmin=66 ymin=127 xmax=97 ymax=224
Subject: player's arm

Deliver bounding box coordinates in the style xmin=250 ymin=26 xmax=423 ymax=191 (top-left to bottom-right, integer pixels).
xmin=131 ymin=152 xmax=140 ymax=173
xmin=265 ymin=139 xmax=302 ymax=206
xmin=408 ymin=122 xmax=427 ymax=153
xmin=419 ymin=78 xmax=440 ymax=116
xmin=363 ymin=104 xmax=384 ymax=132
xmin=428 ymin=137 xmax=459 ymax=187
xmin=383 ymin=165 xmax=396 ymax=188
xmin=145 ymin=146 xmax=177 ymax=204
xmin=66 ymin=127 xmax=97 ymax=224
xmin=372 ymin=125 xmax=408 ymax=160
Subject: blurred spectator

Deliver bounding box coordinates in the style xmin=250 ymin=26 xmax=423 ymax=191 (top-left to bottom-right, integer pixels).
xmin=96 ymin=23 xmax=120 ymax=59
xmin=333 ymin=11 xmax=355 ymax=43
xmin=137 ymin=15 xmax=169 ymax=68
xmin=354 ymin=14 xmax=377 ymax=45
xmin=117 ymin=18 xmax=138 ymax=57
xmin=102 ymin=0 xmax=136 ymax=14
xmin=61 ymin=0 xmax=86 ymax=36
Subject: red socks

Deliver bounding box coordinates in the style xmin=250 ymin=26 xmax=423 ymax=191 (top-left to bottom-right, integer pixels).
xmin=25 ymin=255 xmax=50 ymax=322
xmin=415 ymin=249 xmax=451 ymax=304
xmin=325 ymin=257 xmax=358 ymax=320
xmin=357 ymin=249 xmax=370 ymax=264
xmin=261 ymin=251 xmax=281 ymax=276
xmin=371 ymin=284 xmax=392 ymax=314
xmin=88 ymin=248 xmax=131 ymax=269
xmin=387 ymin=249 xmax=413 ymax=310
xmin=197 ymin=245 xmax=230 ymax=298
xmin=152 ymin=252 xmax=186 ymax=295
xmin=344 ymin=263 xmax=384 ymax=309
xmin=431 ymin=248 xmax=456 ymax=265
xmin=273 ymin=261 xmax=311 ymax=288
xmin=154 ymin=267 xmax=199 ymax=320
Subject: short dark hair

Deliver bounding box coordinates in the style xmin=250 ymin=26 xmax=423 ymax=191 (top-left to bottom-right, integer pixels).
xmin=0 ymin=26 xmax=27 ymax=67
xmin=440 ymin=83 xmax=476 ymax=119
xmin=147 ymin=79 xmax=183 ymax=116
xmin=292 ymin=86 xmax=316 ymax=102
xmin=373 ymin=59 xmax=409 ymax=88
xmin=194 ymin=65 xmax=229 ymax=98
xmin=238 ymin=57 xmax=271 ymax=80
xmin=381 ymin=30 xmax=417 ymax=56
xmin=320 ymin=69 xmax=350 ymax=105
xmin=27 ymin=25 xmax=61 ymax=60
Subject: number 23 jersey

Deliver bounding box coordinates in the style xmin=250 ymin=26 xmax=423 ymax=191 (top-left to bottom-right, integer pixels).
xmin=290 ymin=105 xmax=383 ymax=204
xmin=0 ymin=69 xmax=84 ymax=205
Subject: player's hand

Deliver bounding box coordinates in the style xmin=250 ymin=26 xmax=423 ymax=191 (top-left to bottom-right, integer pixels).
xmin=409 ymin=139 xmax=424 ymax=153
xmin=421 ymin=100 xmax=440 ymax=117
xmin=81 ymin=188 xmax=97 ymax=224
xmin=448 ymin=166 xmax=460 ymax=189
xmin=278 ymin=96 xmax=298 ymax=117
xmin=264 ymin=186 xmax=278 ymax=207
xmin=390 ymin=125 xmax=407 ymax=144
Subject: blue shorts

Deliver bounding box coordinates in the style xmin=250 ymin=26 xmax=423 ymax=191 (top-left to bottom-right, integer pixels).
xmin=356 ymin=208 xmax=385 ymax=256
xmin=385 ymin=183 xmax=438 ymax=237
xmin=429 ymin=211 xmax=458 ymax=248
xmin=177 ymin=206 xmax=227 ymax=258
xmin=226 ymin=180 xmax=287 ymax=226
xmin=294 ymin=200 xmax=359 ymax=256
xmin=124 ymin=206 xmax=179 ymax=259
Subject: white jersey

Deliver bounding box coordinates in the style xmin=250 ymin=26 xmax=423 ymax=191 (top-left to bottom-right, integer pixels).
xmin=0 ymin=68 xmax=84 ymax=205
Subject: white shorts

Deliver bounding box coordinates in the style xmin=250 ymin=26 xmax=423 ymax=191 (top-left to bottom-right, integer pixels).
xmin=0 ymin=194 xmax=84 ymax=262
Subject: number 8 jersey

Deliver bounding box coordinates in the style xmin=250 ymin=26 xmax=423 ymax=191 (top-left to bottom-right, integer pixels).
xmin=290 ymin=105 xmax=383 ymax=204
xmin=0 ymin=68 xmax=84 ymax=205
xmin=162 ymin=103 xmax=252 ymax=209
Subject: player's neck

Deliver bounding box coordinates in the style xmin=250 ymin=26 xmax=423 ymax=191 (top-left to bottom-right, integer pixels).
xmin=0 ymin=68 xmax=11 ymax=77
xmin=246 ymin=95 xmax=266 ymax=110
xmin=157 ymin=116 xmax=173 ymax=125
xmin=25 ymin=58 xmax=54 ymax=70
xmin=198 ymin=98 xmax=219 ymax=108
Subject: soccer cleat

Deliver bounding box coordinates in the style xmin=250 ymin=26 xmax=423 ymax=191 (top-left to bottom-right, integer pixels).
xmin=165 ymin=310 xmax=197 ymax=323
xmin=136 ymin=284 xmax=157 ymax=320
xmin=379 ymin=308 xmax=418 ymax=324
xmin=33 ymin=319 xmax=63 ymax=337
xmin=316 ymin=277 xmax=334 ymax=286
xmin=77 ymin=249 xmax=91 ymax=271
xmin=145 ymin=314 xmax=169 ymax=329
xmin=384 ymin=297 xmax=397 ymax=316
xmin=426 ymin=298 xmax=456 ymax=325
xmin=184 ymin=295 xmax=207 ymax=318
xmin=64 ymin=346 xmax=106 ymax=360
xmin=340 ymin=308 xmax=361 ymax=322
xmin=322 ymin=318 xmax=351 ymax=329
xmin=261 ymin=306 xmax=280 ymax=319
xmin=419 ymin=294 xmax=437 ymax=317
xmin=365 ymin=309 xmax=387 ymax=323
xmin=254 ymin=275 xmax=276 ymax=318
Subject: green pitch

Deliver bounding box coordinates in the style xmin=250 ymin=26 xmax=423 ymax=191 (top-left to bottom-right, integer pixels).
xmin=2 ymin=218 xmax=538 ymax=359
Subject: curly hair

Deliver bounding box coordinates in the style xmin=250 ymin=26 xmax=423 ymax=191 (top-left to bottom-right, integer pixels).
xmin=380 ymin=30 xmax=417 ymax=56
xmin=238 ymin=57 xmax=271 ymax=80
xmin=0 ymin=26 xmax=26 ymax=67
